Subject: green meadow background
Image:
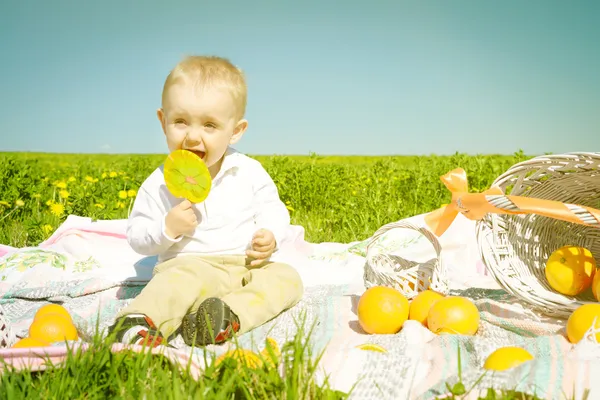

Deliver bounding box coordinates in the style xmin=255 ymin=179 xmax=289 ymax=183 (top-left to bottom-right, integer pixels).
xmin=0 ymin=151 xmax=531 ymax=248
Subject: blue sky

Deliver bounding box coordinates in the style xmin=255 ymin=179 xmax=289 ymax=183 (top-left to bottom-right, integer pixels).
xmin=1 ymin=0 xmax=598 ymax=155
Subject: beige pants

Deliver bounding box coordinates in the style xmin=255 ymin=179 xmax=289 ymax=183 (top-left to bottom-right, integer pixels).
xmin=117 ymin=255 xmax=304 ymax=339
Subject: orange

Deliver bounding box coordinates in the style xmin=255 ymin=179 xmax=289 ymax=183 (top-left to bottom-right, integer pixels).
xmin=11 ymin=337 xmax=51 ymax=348
xmin=409 ymin=290 xmax=444 ymax=327
xmin=427 ymin=296 xmax=480 ymax=335
xmin=592 ymin=266 xmax=600 ymax=301
xmin=357 ymin=286 xmax=409 ymax=334
xmin=34 ymin=304 xmax=73 ymax=323
xmin=29 ymin=314 xmax=78 ymax=344
xmin=566 ymin=303 xmax=600 ymax=344
xmin=545 ymin=246 xmax=596 ymax=296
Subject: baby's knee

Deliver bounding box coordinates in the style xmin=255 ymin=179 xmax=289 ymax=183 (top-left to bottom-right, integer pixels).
xmin=271 ymin=262 xmax=304 ymax=296
xmin=273 ymin=262 xmax=302 ymax=279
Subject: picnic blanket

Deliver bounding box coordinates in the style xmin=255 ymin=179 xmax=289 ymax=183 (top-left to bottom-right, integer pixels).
xmin=0 ymin=213 xmax=598 ymax=399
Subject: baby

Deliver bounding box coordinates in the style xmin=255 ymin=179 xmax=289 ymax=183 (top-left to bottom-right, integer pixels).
xmin=108 ymin=55 xmax=304 ymax=347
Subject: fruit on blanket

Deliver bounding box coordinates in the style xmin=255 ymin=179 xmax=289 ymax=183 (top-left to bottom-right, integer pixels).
xmin=545 ymin=246 xmax=596 ymax=296
xmin=11 ymin=337 xmax=51 ymax=348
xmin=34 ymin=304 xmax=73 ymax=323
xmin=164 ymin=149 xmax=212 ymax=203
xmin=215 ymin=348 xmax=263 ymax=369
xmin=483 ymin=346 xmax=534 ymax=371
xmin=29 ymin=314 xmax=78 ymax=344
xmin=357 ymin=286 xmax=409 ymax=334
xmin=566 ymin=303 xmax=600 ymax=344
xmin=355 ymin=343 xmax=387 ymax=353
xmin=409 ymin=290 xmax=444 ymax=327
xmin=427 ymin=296 xmax=479 ymax=335
xmin=214 ymin=337 xmax=280 ymax=370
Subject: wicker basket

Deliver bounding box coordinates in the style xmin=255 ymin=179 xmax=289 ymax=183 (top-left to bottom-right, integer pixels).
xmin=363 ymin=220 xmax=449 ymax=299
xmin=476 ymin=152 xmax=600 ymax=319
xmin=0 ymin=303 xmax=16 ymax=348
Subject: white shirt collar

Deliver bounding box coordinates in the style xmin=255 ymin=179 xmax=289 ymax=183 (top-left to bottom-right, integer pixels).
xmin=213 ymin=147 xmax=242 ymax=182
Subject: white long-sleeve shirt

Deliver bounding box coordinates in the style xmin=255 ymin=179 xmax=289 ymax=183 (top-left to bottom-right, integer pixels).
xmin=127 ymin=147 xmax=290 ymax=263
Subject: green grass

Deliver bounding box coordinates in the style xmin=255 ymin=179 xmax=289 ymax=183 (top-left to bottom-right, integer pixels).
xmin=0 ymin=150 xmax=531 ymax=247
xmin=0 ymin=150 xmax=563 ymax=399
xmin=1 ymin=314 xmax=348 ymax=400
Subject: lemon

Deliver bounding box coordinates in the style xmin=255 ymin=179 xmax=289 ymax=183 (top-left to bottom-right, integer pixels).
xmin=566 ymin=303 xmax=600 ymax=344
xmin=355 ymin=343 xmax=387 ymax=353
xmin=214 ymin=337 xmax=280 ymax=370
xmin=483 ymin=346 xmax=534 ymax=371
xmin=545 ymin=246 xmax=596 ymax=296
xmin=409 ymin=289 xmax=444 ymax=327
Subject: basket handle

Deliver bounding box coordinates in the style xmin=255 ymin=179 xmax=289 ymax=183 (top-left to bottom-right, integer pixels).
xmin=365 ymin=219 xmax=443 ymax=263
xmin=425 ymin=167 xmax=600 ymax=237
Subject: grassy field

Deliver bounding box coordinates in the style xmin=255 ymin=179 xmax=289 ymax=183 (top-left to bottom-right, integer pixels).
xmin=0 ymin=150 xmax=542 ymax=399
xmin=0 ymin=151 xmax=530 ymax=248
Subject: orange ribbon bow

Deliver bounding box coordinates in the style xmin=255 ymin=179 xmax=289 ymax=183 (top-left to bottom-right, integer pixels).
xmin=424 ymin=168 xmax=600 ymax=237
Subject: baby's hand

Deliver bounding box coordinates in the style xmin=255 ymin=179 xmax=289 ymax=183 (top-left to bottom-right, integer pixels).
xmin=165 ymin=199 xmax=198 ymax=239
xmin=246 ymin=229 xmax=276 ymax=267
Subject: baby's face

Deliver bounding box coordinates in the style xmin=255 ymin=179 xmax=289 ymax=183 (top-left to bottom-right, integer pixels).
xmin=158 ymin=82 xmax=246 ymax=177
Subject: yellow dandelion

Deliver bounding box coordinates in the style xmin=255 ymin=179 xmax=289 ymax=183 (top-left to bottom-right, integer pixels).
xmin=46 ymin=199 xmax=54 ymax=206
xmin=116 ymin=201 xmax=125 ymax=209
xmin=101 ymin=172 xmax=107 ymax=179
xmin=42 ymin=224 xmax=53 ymax=235
xmin=118 ymin=190 xmax=127 ymax=200
xmin=59 ymin=190 xmax=70 ymax=199
xmin=109 ymin=171 xmax=117 ymax=178
xmin=15 ymin=199 xmax=24 ymax=207
xmin=54 ymin=181 xmax=67 ymax=189
xmin=85 ymin=176 xmax=98 ymax=183
xmin=50 ymin=202 xmax=65 ymax=217
xmin=68 ymin=176 xmax=76 ymax=182
xmin=95 ymin=203 xmax=104 ymax=209
xmin=127 ymin=189 xmax=137 ymax=198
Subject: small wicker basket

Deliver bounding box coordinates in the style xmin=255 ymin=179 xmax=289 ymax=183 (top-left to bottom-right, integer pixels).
xmin=0 ymin=303 xmax=16 ymax=349
xmin=363 ymin=220 xmax=449 ymax=299
xmin=476 ymin=152 xmax=600 ymax=318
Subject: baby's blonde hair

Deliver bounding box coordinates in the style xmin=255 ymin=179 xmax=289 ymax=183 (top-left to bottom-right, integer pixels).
xmin=161 ymin=55 xmax=247 ymax=120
